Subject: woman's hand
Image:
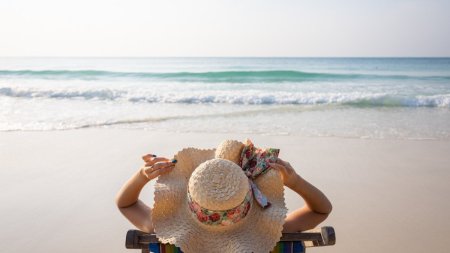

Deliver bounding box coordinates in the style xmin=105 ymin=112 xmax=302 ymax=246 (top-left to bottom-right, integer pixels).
xmin=269 ymin=158 xmax=301 ymax=189
xmin=140 ymin=154 xmax=176 ymax=181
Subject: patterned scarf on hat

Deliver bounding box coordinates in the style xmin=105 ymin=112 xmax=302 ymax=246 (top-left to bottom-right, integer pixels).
xmin=239 ymin=139 xmax=280 ymax=208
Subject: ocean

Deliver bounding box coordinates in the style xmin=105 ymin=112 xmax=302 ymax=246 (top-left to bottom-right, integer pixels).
xmin=1 ymin=57 xmax=449 ymax=139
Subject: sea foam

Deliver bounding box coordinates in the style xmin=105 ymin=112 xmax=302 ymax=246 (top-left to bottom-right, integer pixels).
xmin=1 ymin=86 xmax=449 ymax=107
xmin=1 ymin=57 xmax=450 ymax=138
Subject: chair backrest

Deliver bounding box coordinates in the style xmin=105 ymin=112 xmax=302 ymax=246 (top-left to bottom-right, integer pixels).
xmin=125 ymin=226 xmax=335 ymax=253
xmin=147 ymin=241 xmax=305 ymax=253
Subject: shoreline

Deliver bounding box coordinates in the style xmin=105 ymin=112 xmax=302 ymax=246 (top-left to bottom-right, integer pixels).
xmin=2 ymin=127 xmax=450 ymax=141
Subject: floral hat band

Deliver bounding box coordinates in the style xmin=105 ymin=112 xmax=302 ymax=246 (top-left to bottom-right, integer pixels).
xmin=187 ymin=182 xmax=253 ymax=226
xmin=240 ymin=139 xmax=280 ymax=208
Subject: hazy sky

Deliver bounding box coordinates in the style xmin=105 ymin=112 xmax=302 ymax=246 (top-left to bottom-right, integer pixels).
xmin=1 ymin=0 xmax=449 ymax=57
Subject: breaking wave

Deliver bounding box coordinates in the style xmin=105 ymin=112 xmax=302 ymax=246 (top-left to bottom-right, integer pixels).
xmin=1 ymin=86 xmax=449 ymax=107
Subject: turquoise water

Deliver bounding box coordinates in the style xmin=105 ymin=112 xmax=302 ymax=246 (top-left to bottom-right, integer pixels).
xmin=1 ymin=57 xmax=449 ymax=139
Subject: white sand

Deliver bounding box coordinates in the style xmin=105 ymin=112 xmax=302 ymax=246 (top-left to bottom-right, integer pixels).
xmin=1 ymin=129 xmax=450 ymax=253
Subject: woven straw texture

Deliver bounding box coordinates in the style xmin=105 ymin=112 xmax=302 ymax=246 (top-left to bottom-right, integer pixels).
xmin=152 ymin=145 xmax=287 ymax=253
xmin=215 ymin=140 xmax=245 ymax=165
xmin=189 ymin=159 xmax=249 ymax=210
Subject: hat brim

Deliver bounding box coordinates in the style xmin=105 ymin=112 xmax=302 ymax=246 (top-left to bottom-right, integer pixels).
xmin=152 ymin=147 xmax=287 ymax=253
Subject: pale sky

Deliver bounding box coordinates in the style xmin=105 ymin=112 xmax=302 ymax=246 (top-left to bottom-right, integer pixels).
xmin=0 ymin=0 xmax=449 ymax=57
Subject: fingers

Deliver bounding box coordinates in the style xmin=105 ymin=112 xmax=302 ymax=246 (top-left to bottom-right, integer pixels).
xmin=269 ymin=162 xmax=287 ymax=174
xmin=142 ymin=152 xmax=170 ymax=166
xmin=142 ymin=160 xmax=176 ymax=180
xmin=276 ymin=157 xmax=290 ymax=167
xmin=144 ymin=161 xmax=173 ymax=174
xmin=144 ymin=157 xmax=170 ymax=166
xmin=276 ymin=158 xmax=295 ymax=171
xmin=270 ymin=160 xmax=302 ymax=189
xmin=270 ymin=158 xmax=296 ymax=176
xmin=142 ymin=154 xmax=157 ymax=162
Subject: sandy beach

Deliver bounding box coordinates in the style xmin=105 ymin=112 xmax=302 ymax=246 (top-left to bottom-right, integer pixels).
xmin=0 ymin=129 xmax=449 ymax=252
xmin=2 ymin=0 xmax=450 ymax=251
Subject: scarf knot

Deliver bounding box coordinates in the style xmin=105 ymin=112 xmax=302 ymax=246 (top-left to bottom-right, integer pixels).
xmin=239 ymin=139 xmax=279 ymax=208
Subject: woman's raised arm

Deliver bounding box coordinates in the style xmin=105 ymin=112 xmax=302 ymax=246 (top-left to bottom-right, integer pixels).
xmin=115 ymin=155 xmax=175 ymax=233
xmin=270 ymin=158 xmax=332 ymax=232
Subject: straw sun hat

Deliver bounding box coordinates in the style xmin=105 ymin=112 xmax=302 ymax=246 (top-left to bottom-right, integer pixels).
xmin=152 ymin=139 xmax=288 ymax=253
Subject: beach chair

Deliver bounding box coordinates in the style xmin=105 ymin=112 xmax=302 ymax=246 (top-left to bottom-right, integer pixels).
xmin=125 ymin=226 xmax=335 ymax=253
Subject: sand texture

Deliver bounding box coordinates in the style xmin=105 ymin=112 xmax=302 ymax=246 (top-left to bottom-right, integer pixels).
xmin=1 ymin=129 xmax=450 ymax=253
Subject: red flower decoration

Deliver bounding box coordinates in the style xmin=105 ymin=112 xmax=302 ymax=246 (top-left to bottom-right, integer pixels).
xmin=226 ymin=209 xmax=236 ymax=219
xmin=197 ymin=211 xmax=208 ymax=222
xmin=244 ymin=202 xmax=251 ymax=214
xmin=209 ymin=213 xmax=221 ymax=222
